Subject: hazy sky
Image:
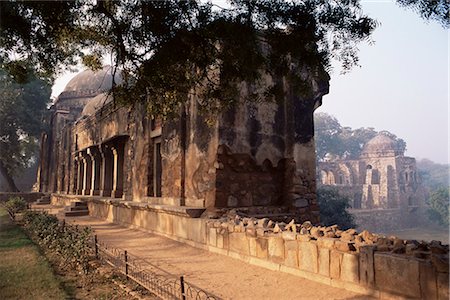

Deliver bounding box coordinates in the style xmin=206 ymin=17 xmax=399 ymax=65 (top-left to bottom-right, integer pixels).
xmin=316 ymin=1 xmax=449 ymax=164
xmin=51 ymin=0 xmax=449 ymax=164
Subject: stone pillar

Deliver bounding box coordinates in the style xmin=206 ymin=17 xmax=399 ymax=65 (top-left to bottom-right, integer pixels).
xmin=100 ymin=144 xmax=113 ymax=197
xmin=81 ymin=151 xmax=92 ymax=195
xmin=72 ymin=158 xmax=78 ymax=194
xmin=111 ymin=142 xmax=125 ymax=198
xmin=76 ymin=153 xmax=84 ymax=195
xmin=87 ymin=147 xmax=101 ymax=196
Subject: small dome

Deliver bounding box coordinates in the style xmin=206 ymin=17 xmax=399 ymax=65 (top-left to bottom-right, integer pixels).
xmin=81 ymin=93 xmax=113 ymax=116
xmin=63 ymin=65 xmax=121 ymax=93
xmin=361 ymin=134 xmax=402 ymax=158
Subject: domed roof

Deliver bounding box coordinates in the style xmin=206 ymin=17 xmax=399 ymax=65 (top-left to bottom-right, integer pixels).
xmin=63 ymin=65 xmax=121 ymax=93
xmin=361 ymin=134 xmax=402 ymax=158
xmin=81 ymin=93 xmax=113 ymax=116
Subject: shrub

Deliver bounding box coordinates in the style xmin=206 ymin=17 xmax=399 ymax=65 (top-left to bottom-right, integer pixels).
xmin=0 ymin=196 xmax=27 ymax=220
xmin=23 ymin=211 xmax=93 ymax=274
xmin=427 ymin=187 xmax=449 ymax=226
xmin=317 ymin=187 xmax=356 ymax=230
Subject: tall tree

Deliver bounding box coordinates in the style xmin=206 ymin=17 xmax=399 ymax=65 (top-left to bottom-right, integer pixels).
xmin=0 ymin=68 xmax=51 ymax=191
xmin=2 ymin=0 xmax=447 ymax=116
xmin=314 ymin=112 xmax=406 ymax=161
xmin=2 ymin=0 xmax=379 ymax=117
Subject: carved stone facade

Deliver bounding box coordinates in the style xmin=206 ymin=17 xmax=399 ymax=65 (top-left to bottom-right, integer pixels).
xmin=317 ymin=134 xmax=427 ymax=231
xmin=37 ymin=65 xmax=328 ymax=222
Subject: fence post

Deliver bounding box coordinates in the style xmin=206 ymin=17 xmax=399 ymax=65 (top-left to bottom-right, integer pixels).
xmin=94 ymin=235 xmax=98 ymax=259
xmin=180 ymin=276 xmax=186 ymax=300
xmin=125 ymin=250 xmax=129 ymax=280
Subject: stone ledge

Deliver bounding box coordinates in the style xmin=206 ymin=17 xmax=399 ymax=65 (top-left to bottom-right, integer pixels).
xmin=146 ymin=204 xmax=205 ymax=218
xmin=52 ymin=194 xmax=206 ymax=218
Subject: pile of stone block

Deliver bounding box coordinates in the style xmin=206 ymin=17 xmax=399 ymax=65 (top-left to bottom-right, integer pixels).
xmin=205 ymin=214 xmax=449 ymax=299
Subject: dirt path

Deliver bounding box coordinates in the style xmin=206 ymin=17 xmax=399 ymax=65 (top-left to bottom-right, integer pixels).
xmin=60 ymin=213 xmax=369 ymax=300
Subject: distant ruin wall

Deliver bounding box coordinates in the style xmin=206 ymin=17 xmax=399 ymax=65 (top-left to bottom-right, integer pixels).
xmin=350 ymin=208 xmax=428 ymax=233
xmin=52 ymin=194 xmax=449 ymax=299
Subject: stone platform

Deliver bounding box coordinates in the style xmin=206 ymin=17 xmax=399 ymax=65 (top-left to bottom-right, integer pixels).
xmin=49 ymin=193 xmax=449 ymax=299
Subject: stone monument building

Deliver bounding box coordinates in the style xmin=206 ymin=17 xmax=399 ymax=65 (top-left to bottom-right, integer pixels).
xmin=37 ymin=65 xmax=328 ymax=222
xmin=317 ymin=134 xmax=427 ymax=230
xmin=34 ymin=67 xmax=449 ymax=299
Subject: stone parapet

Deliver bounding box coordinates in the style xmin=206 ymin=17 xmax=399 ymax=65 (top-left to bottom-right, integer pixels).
xmin=54 ymin=194 xmax=448 ymax=299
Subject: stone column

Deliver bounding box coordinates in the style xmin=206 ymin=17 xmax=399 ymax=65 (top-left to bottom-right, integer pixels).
xmin=111 ymin=142 xmax=125 ymax=198
xmin=82 ymin=151 xmax=92 ymax=195
xmin=87 ymin=147 xmax=101 ymax=196
xmin=72 ymin=158 xmax=78 ymax=194
xmin=100 ymin=144 xmax=113 ymax=197
xmin=76 ymin=153 xmax=84 ymax=195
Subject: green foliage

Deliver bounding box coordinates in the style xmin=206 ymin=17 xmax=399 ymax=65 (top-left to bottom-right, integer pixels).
xmin=0 ymin=0 xmax=378 ymax=118
xmin=396 ymin=0 xmax=449 ymax=27
xmin=317 ymin=187 xmax=356 ymax=230
xmin=0 ymin=196 xmax=27 ymax=220
xmin=417 ymin=159 xmax=450 ymax=191
xmin=23 ymin=211 xmax=93 ymax=274
xmin=0 ymin=68 xmax=51 ymax=191
xmin=427 ymin=187 xmax=449 ymax=226
xmin=314 ymin=112 xmax=406 ymax=161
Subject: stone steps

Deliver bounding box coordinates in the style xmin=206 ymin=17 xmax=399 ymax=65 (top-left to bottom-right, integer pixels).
xmin=64 ymin=201 xmax=89 ymax=217
xmin=65 ymin=210 xmax=89 ymax=217
xmin=35 ymin=195 xmax=51 ymax=205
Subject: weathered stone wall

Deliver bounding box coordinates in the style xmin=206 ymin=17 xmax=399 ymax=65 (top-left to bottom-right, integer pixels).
xmin=215 ymin=144 xmax=283 ymax=207
xmin=350 ymin=207 xmax=429 ymax=233
xmin=77 ymin=198 xmax=448 ymax=299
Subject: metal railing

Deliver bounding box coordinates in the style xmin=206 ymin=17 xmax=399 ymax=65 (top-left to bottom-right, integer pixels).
xmin=94 ymin=235 xmax=220 ymax=300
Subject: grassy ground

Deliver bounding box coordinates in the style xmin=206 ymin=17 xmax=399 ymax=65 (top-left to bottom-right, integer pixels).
xmin=0 ymin=209 xmax=67 ymax=300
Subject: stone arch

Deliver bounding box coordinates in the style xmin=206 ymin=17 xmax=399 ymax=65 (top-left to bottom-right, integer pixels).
xmin=320 ymin=170 xmax=328 ymax=185
xmin=337 ymin=163 xmax=352 ymax=185
xmin=371 ymin=168 xmax=380 ymax=184
xmin=327 ymin=171 xmax=336 ymax=185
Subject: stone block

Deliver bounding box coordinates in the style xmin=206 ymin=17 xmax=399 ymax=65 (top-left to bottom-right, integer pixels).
xmin=340 ymin=253 xmax=359 ymax=284
xmin=437 ymin=272 xmax=449 ymax=300
xmin=249 ymin=237 xmax=257 ymax=257
xmin=229 ymin=232 xmax=249 ymax=255
xmin=374 ymin=253 xmax=420 ymax=298
xmin=330 ymin=250 xmax=343 ymax=279
xmin=186 ymin=218 xmax=206 ymax=244
xmin=209 ymin=227 xmax=217 ymax=246
xmin=317 ymin=237 xmax=336 ymax=249
xmin=281 ymin=231 xmax=297 ymax=240
xmin=155 ymin=212 xmax=173 ymax=235
xmin=318 ymin=248 xmax=330 ymax=276
xmin=172 ymin=215 xmax=189 ymax=240
xmin=217 ymin=229 xmax=228 ymax=249
xmin=419 ymin=261 xmax=437 ymax=300
xmin=359 ymin=246 xmax=375 ymax=287
xmin=268 ymin=237 xmax=285 ymax=263
xmin=298 ymin=241 xmax=318 ymax=273
xmin=284 ymin=240 xmax=299 ymax=267
xmin=256 ymin=237 xmax=268 ymax=259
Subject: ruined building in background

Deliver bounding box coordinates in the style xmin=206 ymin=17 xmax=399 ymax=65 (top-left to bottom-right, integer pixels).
xmin=36 ymin=65 xmax=328 ymax=223
xmin=317 ymin=134 xmax=427 ymax=231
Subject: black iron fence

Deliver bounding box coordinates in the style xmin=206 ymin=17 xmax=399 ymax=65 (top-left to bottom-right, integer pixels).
xmin=94 ymin=235 xmax=220 ymax=300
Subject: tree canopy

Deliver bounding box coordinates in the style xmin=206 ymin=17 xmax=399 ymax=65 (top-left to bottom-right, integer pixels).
xmin=427 ymin=187 xmax=450 ymax=227
xmin=0 ymin=68 xmax=51 ymax=191
xmin=314 ymin=112 xmax=406 ymax=161
xmin=1 ymin=0 xmax=379 ymax=117
xmin=0 ymin=0 xmax=448 ymax=116
xmin=317 ymin=187 xmax=356 ymax=230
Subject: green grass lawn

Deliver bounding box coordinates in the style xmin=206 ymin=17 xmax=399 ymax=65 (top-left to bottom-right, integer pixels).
xmin=0 ymin=209 xmax=67 ymax=300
